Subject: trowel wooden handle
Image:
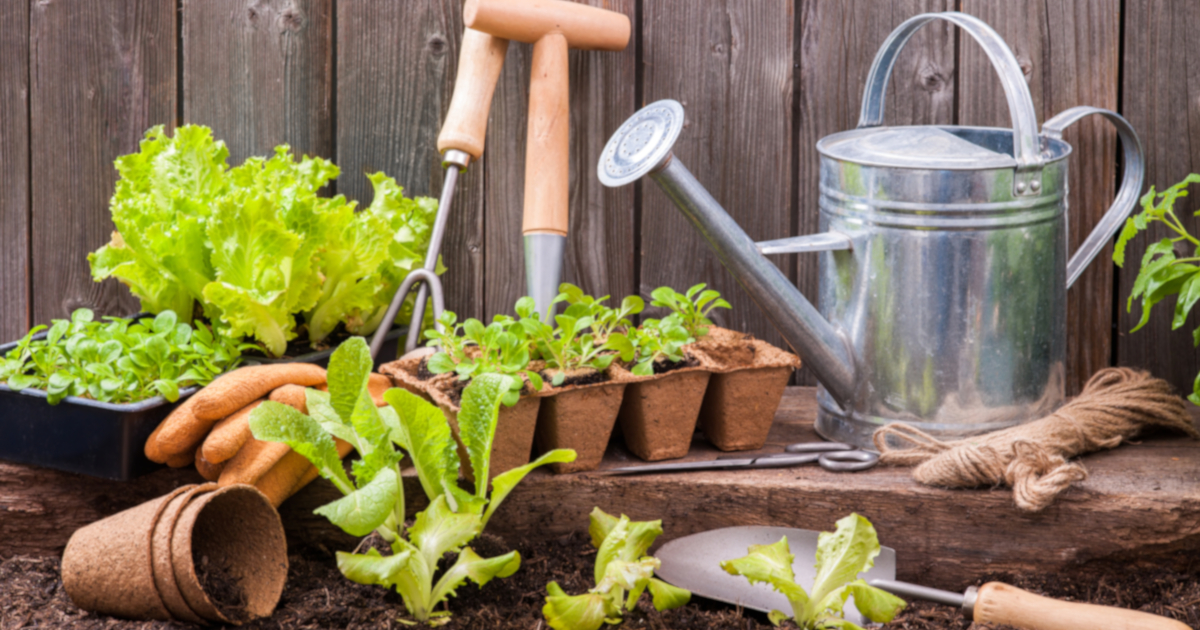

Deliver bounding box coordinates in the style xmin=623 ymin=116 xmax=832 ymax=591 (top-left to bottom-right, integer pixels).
xmin=436 ymin=29 xmax=509 ymax=159
xmin=974 ymin=582 xmax=1190 ymax=630
xmin=522 ymin=33 xmax=569 ymax=236
xmin=465 ymin=0 xmax=630 ymax=50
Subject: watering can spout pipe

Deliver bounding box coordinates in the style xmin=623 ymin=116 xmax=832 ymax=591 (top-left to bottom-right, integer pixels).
xmin=648 ymin=157 xmax=857 ymax=406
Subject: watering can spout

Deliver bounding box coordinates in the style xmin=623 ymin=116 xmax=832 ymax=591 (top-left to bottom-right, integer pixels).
xmin=597 ymin=101 xmax=858 ymax=407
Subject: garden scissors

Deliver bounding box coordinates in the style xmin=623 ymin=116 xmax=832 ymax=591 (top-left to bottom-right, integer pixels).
xmin=602 ymin=442 xmax=878 ymax=475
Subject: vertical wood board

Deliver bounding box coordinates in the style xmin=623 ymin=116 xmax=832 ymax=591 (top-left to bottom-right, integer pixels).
xmin=960 ymin=0 xmax=1121 ymax=394
xmin=794 ymin=0 xmax=955 ymax=382
xmin=337 ymin=0 xmax=485 ymax=323
xmin=1117 ymin=0 xmax=1200 ymax=393
xmin=0 ymin=0 xmax=29 ymax=340
xmin=640 ymin=0 xmax=794 ymax=347
xmin=29 ymin=0 xmax=176 ymax=324
xmin=182 ymin=0 xmax=333 ymax=165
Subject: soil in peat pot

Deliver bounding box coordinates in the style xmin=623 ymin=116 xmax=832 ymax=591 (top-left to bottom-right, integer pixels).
xmin=2 ymin=533 xmax=1196 ymax=629
xmin=192 ymin=551 xmax=250 ymax=624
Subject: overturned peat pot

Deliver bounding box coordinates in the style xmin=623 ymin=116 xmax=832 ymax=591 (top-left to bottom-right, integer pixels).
xmin=11 ymin=531 xmax=1198 ymax=629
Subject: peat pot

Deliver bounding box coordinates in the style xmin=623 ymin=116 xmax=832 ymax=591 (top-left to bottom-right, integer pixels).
xmin=598 ymin=12 xmax=1144 ymax=449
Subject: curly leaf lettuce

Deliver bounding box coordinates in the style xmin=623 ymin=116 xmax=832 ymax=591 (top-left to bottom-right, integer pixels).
xmin=720 ymin=513 xmax=906 ymax=629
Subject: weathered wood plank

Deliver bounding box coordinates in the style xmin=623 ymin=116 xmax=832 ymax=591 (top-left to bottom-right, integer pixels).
xmin=960 ymin=0 xmax=1120 ymax=395
xmin=1117 ymin=0 xmax=1200 ymax=394
xmin=793 ymin=0 xmax=955 ymax=383
xmin=29 ymin=0 xmax=175 ymax=324
xmin=337 ymin=0 xmax=485 ymax=324
xmin=482 ymin=0 xmax=637 ymax=318
xmin=4 ymin=387 xmax=1198 ymax=593
xmin=0 ymin=0 xmax=29 ymax=341
xmin=182 ymin=0 xmax=333 ymax=166
xmin=640 ymin=0 xmax=794 ymax=347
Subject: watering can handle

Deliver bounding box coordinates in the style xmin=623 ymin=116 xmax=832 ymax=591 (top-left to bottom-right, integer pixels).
xmin=857 ymin=12 xmax=1044 ymax=194
xmin=1043 ymin=106 xmax=1145 ymax=289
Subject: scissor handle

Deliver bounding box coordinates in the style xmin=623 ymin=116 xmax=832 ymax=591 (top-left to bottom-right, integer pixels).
xmin=819 ymin=450 xmax=879 ymax=472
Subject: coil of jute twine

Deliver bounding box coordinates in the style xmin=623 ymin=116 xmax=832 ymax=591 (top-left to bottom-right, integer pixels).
xmin=872 ymin=367 xmax=1200 ymax=512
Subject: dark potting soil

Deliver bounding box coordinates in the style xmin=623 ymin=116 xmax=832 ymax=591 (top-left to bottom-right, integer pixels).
xmin=541 ymin=368 xmax=607 ymax=389
xmin=652 ymin=353 xmax=700 ymax=375
xmin=193 ymin=552 xmax=250 ymax=623
xmin=3 ymin=534 xmax=1197 ymax=629
xmin=417 ymin=356 xmax=436 ymax=381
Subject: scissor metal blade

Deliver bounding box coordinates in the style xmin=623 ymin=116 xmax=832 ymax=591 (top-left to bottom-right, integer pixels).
xmin=602 ymin=458 xmax=756 ymax=475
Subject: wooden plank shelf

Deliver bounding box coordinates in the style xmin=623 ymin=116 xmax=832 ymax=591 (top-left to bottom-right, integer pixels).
xmin=2 ymin=387 xmax=1198 ymax=591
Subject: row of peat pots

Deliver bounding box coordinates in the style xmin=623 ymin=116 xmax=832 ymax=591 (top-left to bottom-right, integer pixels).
xmin=385 ymin=327 xmax=800 ymax=476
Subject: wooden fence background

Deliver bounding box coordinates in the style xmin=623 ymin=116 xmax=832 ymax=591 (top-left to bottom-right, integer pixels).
xmin=0 ymin=0 xmax=1197 ymax=394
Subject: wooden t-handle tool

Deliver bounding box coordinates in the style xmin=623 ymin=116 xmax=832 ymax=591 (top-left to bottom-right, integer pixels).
xmin=872 ymin=579 xmax=1190 ymax=630
xmin=371 ymin=28 xmax=509 ymax=360
xmin=465 ymin=0 xmax=630 ymax=319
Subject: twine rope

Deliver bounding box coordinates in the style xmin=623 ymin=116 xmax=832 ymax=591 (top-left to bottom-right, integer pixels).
xmin=872 ymin=367 xmax=1199 ymax=512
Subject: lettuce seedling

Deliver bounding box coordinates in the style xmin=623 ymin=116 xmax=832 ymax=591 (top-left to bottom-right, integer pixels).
xmin=423 ymin=310 xmax=544 ymax=404
xmin=720 ymin=513 xmax=905 ymax=629
xmin=558 ymin=283 xmax=644 ymax=341
xmin=1114 ymin=174 xmax=1200 ymax=404
xmin=620 ymin=315 xmax=694 ymax=376
xmin=0 ymin=309 xmax=251 ymax=405
xmin=516 ymin=296 xmax=627 ymax=386
xmin=649 ymin=283 xmax=731 ymax=339
xmin=542 ymin=508 xmax=690 ymax=630
xmin=249 ymin=336 xmax=574 ymax=625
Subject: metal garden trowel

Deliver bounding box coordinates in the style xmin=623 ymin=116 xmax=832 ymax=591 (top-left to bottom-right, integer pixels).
xmin=654 ymin=526 xmax=1189 ymax=630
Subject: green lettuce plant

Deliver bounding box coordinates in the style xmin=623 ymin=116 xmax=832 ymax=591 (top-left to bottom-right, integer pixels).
xmin=423 ymin=310 xmax=544 ymax=404
xmin=248 ymin=336 xmax=575 ymax=625
xmin=1114 ymin=173 xmax=1200 ymax=403
xmin=559 ymin=283 xmax=644 ymax=341
xmin=90 ymin=124 xmax=439 ymax=358
xmin=0 ymin=309 xmax=250 ymax=405
xmin=650 ymin=284 xmax=731 ymax=339
xmin=720 ymin=513 xmax=905 ymax=629
xmin=516 ymin=295 xmax=633 ymax=386
xmin=542 ymin=508 xmax=690 ymax=630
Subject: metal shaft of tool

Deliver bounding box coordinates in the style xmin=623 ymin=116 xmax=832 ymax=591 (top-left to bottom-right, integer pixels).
xmin=869 ymin=579 xmax=969 ymax=611
xmin=370 ymin=151 xmax=469 ymax=360
xmin=403 ymin=161 xmax=462 ymax=353
xmin=648 ymin=157 xmax=858 ymax=405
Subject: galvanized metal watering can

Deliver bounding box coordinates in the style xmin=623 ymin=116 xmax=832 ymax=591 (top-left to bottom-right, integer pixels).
xmin=597 ymin=12 xmax=1144 ymax=449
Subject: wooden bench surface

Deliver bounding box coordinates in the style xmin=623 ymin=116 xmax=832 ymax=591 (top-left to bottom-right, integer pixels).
xmin=3 ymin=387 xmax=1198 ymax=589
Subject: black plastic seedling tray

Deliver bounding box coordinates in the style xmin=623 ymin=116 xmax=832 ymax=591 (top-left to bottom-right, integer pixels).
xmin=0 ymin=381 xmax=196 ymax=480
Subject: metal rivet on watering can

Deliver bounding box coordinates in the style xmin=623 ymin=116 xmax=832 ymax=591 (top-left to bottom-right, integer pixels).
xmin=598 ymin=12 xmax=1145 ymax=449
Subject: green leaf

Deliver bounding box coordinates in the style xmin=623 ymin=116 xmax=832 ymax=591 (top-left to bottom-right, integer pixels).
xmin=409 ymin=494 xmax=483 ymax=570
xmin=588 ymin=507 xmax=621 ymax=549
xmin=647 ymin=578 xmax=691 ymax=611
xmin=482 ymin=449 xmax=577 ymax=528
xmin=811 ymin=514 xmax=882 ymax=607
xmin=337 ymin=546 xmax=413 ymax=591
xmin=1173 ymin=272 xmax=1200 ymax=330
xmin=845 ymin=580 xmax=906 ymax=623
xmin=384 ymin=387 xmax=460 ymax=503
xmin=249 ymin=400 xmax=354 ymax=493
xmin=457 ymin=373 xmax=514 ymax=497
xmin=543 ymin=585 xmax=614 ymax=630
xmin=327 ymin=336 xmax=373 ymax=422
xmin=314 ymin=466 xmax=399 ymax=537
xmin=429 ymin=547 xmax=520 ymax=609
xmin=305 ymin=388 xmax=359 ymax=445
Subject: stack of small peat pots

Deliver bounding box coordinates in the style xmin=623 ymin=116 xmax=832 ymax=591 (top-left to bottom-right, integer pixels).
xmin=382 ymin=326 xmax=799 ymax=475
xmin=61 ymin=483 xmax=287 ymax=625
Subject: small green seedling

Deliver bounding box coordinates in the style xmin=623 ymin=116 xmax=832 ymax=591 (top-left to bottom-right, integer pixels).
xmin=249 ymin=336 xmax=575 ymax=625
xmin=542 ymin=508 xmax=691 ymax=630
xmin=721 ymin=513 xmax=905 ymax=629
xmin=0 ymin=309 xmax=251 ymax=405
xmin=424 ymin=310 xmax=543 ymax=404
xmin=649 ymin=284 xmax=730 ymax=339
xmin=516 ymin=295 xmax=625 ymax=386
xmin=1114 ymin=173 xmax=1200 ymax=404
xmin=620 ymin=314 xmax=694 ymax=376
